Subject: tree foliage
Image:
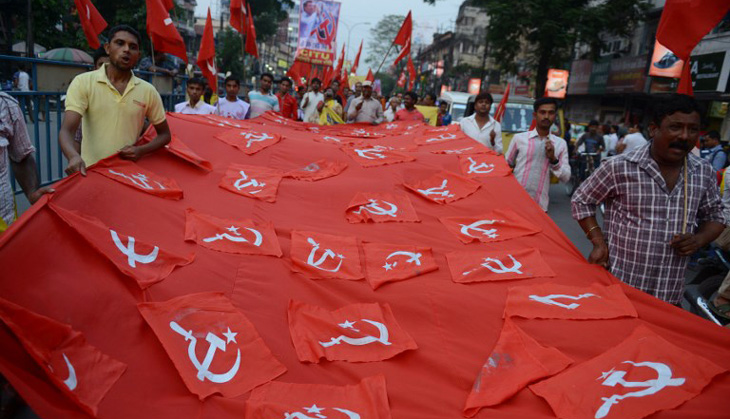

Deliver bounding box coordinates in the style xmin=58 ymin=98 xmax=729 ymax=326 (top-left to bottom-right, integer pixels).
xmin=365 ymin=14 xmax=407 ymax=71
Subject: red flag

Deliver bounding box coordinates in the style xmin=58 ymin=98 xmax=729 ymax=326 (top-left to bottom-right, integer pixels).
xmin=145 ymin=0 xmax=188 ymax=63
xmin=677 ymin=59 xmax=694 ymax=95
xmin=198 ymin=8 xmax=218 ymax=93
xmin=245 ymin=375 xmax=392 ymax=418
xmin=464 ymin=319 xmax=572 ymax=417
xmin=74 ymin=0 xmax=107 ymax=50
xmin=351 ymin=40 xmax=363 ymax=74
xmin=458 ymin=154 xmax=512 ymax=177
xmin=161 ymin=0 xmax=173 ymax=9
xmin=290 ymin=230 xmax=364 ymax=280
xmin=504 ymin=283 xmax=638 ymax=320
xmin=340 ymin=67 xmax=350 ymax=94
xmin=494 ymin=82 xmax=510 ymax=122
xmin=92 ymin=159 xmax=184 ymax=200
xmin=397 ymin=69 xmax=407 ymax=88
xmin=393 ymin=38 xmax=411 ymax=67
xmin=345 ymin=192 xmax=420 ymax=223
xmin=283 ymin=159 xmax=348 ymax=181
xmin=439 ymin=209 xmax=542 ymax=244
xmin=138 ymin=292 xmax=286 ymax=399
xmin=404 ymin=170 xmax=481 ymax=204
xmin=140 ymin=126 xmax=213 ymax=171
xmin=340 ymin=144 xmax=415 ymax=168
xmin=393 ymin=12 xmax=412 ymax=47
xmin=214 ymin=127 xmax=282 ymax=155
xmin=287 ymin=300 xmax=417 ymax=363
xmin=413 ymin=130 xmax=468 ymax=145
xmin=229 ymin=0 xmax=247 ymax=35
xmin=219 ymin=164 xmax=284 ymax=203
xmin=530 ymin=325 xmax=726 ymax=419
xmin=407 ymin=56 xmax=417 ymax=90
xmin=245 ymin=2 xmax=258 ymax=57
xmin=446 ymin=248 xmax=555 ymax=283
xmin=362 ymin=242 xmax=438 ymax=289
xmin=0 ymin=297 xmax=126 ymax=417
xmin=656 ymin=0 xmax=730 ymax=62
xmin=333 ymin=43 xmax=346 ymax=84
xmin=366 ymin=68 xmax=375 ymax=82
xmin=431 ymin=146 xmax=494 ymax=156
xmin=322 ymin=65 xmax=334 ymax=88
xmin=184 ymin=208 xmax=282 ymax=256
xmin=49 ymin=202 xmax=194 ymax=289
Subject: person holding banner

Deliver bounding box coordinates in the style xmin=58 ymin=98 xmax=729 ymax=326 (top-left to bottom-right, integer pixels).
xmin=394 ymin=92 xmax=424 ymax=122
xmin=276 ymin=77 xmax=298 ymax=121
xmin=347 ymin=81 xmax=383 ymax=125
xmin=314 ymin=87 xmax=344 ymax=125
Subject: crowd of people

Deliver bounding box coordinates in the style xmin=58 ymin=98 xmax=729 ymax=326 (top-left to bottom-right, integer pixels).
xmin=2 ymin=24 xmax=730 ymax=320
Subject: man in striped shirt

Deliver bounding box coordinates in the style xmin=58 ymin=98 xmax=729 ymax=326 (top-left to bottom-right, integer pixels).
xmin=505 ymin=97 xmax=571 ymax=211
xmin=248 ymin=73 xmax=280 ymax=118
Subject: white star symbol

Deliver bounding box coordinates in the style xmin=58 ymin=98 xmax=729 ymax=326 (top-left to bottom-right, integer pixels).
xmin=222 ymin=327 xmax=237 ymax=344
xmin=597 ymin=368 xmax=615 ymax=381
xmin=304 ymin=404 xmax=324 ymax=414
xmin=337 ymin=254 xmax=345 ymax=259
xmin=226 ymin=226 xmax=240 ymax=235
xmin=383 ymin=262 xmax=393 ymax=271
xmin=338 ymin=320 xmax=356 ymax=329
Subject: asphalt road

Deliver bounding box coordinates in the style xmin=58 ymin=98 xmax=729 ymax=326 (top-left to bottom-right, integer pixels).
xmin=547 ymin=182 xmax=599 ymax=259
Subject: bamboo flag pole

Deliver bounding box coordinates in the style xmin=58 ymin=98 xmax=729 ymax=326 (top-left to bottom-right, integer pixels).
xmin=375 ymin=44 xmax=398 ymax=76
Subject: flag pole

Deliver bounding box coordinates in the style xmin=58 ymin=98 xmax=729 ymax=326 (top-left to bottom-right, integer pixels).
xmin=240 ymin=9 xmax=247 ymax=96
xmin=375 ymin=43 xmax=398 ymax=76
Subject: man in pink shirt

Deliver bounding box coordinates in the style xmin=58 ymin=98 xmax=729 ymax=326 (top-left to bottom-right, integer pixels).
xmin=394 ymin=91 xmax=424 ymax=122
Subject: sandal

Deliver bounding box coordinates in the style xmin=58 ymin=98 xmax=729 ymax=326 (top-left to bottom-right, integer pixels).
xmin=708 ymin=292 xmax=730 ymax=321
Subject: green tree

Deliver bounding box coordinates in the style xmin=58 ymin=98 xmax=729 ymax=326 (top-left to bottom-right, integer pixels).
xmin=424 ymin=0 xmax=650 ymax=96
xmin=365 ymin=14 xmax=408 ymax=72
xmin=217 ymin=27 xmax=244 ymax=78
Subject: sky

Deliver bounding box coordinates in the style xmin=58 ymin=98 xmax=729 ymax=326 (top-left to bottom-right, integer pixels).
xmin=194 ymin=0 xmax=464 ymax=75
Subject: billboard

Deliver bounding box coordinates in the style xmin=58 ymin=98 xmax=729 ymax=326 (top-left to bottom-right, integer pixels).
xmin=296 ymin=0 xmax=341 ymax=66
xmin=545 ymin=69 xmax=569 ymax=98
xmin=648 ymin=40 xmax=684 ymax=79
xmin=467 ymin=78 xmax=481 ymax=94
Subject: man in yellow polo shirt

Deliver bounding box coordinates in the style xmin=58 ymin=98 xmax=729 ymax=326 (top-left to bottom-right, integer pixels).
xmin=59 ymin=25 xmax=171 ymax=175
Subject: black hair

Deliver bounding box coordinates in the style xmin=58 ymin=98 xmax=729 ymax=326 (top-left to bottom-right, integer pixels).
xmin=533 ymin=97 xmax=558 ymax=112
xmin=707 ymin=130 xmax=721 ymax=140
xmin=187 ymin=77 xmax=205 ymax=88
xmin=424 ymin=92 xmax=436 ymax=101
xmin=279 ymin=77 xmax=292 ymax=86
xmin=311 ymin=77 xmax=322 ymax=84
xmin=260 ymin=72 xmax=274 ymax=82
xmin=589 ymin=120 xmax=599 ymax=126
xmin=92 ymin=47 xmax=109 ymax=66
xmin=474 ymin=91 xmax=493 ymax=105
xmin=602 ymin=124 xmax=611 ymax=133
xmin=612 ymin=124 xmax=619 ymax=132
xmin=650 ymin=94 xmax=702 ymax=126
xmin=107 ymin=25 xmax=141 ymax=45
xmin=404 ymin=91 xmax=418 ymax=102
xmin=224 ymin=76 xmax=240 ymax=86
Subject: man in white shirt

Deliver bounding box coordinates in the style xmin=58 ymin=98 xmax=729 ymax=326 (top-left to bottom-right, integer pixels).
xmin=603 ymin=124 xmax=618 ymax=156
xmin=174 ymin=78 xmax=216 ymax=115
xmin=301 ymin=77 xmax=324 ymax=123
xmin=459 ymin=92 xmax=503 ymax=154
xmin=216 ymin=76 xmax=250 ymax=120
xmin=347 ymin=81 xmax=383 ymax=124
xmin=617 ymin=124 xmax=648 ymax=154
xmin=384 ymin=97 xmax=401 ymax=122
xmin=14 ymin=67 xmax=34 ymax=122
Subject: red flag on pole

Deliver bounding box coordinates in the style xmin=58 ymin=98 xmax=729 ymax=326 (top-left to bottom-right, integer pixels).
xmin=366 ymin=68 xmax=375 ymax=82
xmin=244 ymin=2 xmax=258 ymax=57
xmin=393 ymin=37 xmax=411 ymax=67
xmin=397 ymin=69 xmax=407 ymax=88
xmin=332 ymin=43 xmax=345 ymax=84
xmin=494 ymin=82 xmax=510 ymax=122
xmin=198 ymin=8 xmax=218 ymax=93
xmin=229 ymin=0 xmax=247 ymax=35
xmin=393 ymin=11 xmax=412 ymax=47
xmin=161 ymin=0 xmax=174 ymax=10
xmin=677 ymin=58 xmax=694 ymax=95
xmin=656 ymin=0 xmax=730 ymax=61
xmin=74 ymin=0 xmax=107 ymax=50
xmin=145 ymin=0 xmax=188 ymax=63
xmin=351 ymin=40 xmax=363 ymax=74
xmin=407 ymin=56 xmax=417 ymax=90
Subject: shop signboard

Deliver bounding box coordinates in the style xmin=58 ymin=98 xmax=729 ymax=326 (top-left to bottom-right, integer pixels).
xmin=691 ymin=51 xmax=730 ymax=93
xmin=568 ymin=60 xmax=592 ymax=95
xmin=588 ymin=57 xmax=611 ymax=95
xmin=606 ymin=55 xmax=648 ymax=93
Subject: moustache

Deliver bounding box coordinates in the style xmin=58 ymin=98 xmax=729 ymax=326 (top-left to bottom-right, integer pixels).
xmin=668 ymin=141 xmax=691 ymax=151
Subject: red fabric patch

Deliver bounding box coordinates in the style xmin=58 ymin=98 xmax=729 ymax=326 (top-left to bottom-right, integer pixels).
xmin=287 ymin=300 xmax=417 ymax=363
xmin=459 ymin=154 xmax=512 ymax=177
xmin=93 ymin=159 xmax=183 ymax=200
xmin=184 ymin=208 xmax=282 ymax=256
xmin=345 ymin=192 xmax=420 ymax=223
xmin=504 ymin=283 xmax=638 ymax=320
xmin=290 ymin=230 xmax=364 ymax=280
xmin=362 ymin=242 xmax=438 ymax=289
xmin=203 ymin=114 xmax=248 ymax=128
xmin=245 ymin=375 xmax=392 ymax=418
xmin=429 ymin=142 xmax=495 ymax=155
xmin=439 ymin=210 xmax=542 ymax=244
xmin=404 ymin=171 xmax=481 ymax=204
xmin=138 ymin=292 xmax=286 ymax=399
xmin=464 ymin=318 xmax=572 ymax=416
xmin=219 ymin=164 xmax=284 ymax=203
xmin=214 ymin=128 xmax=282 ymax=155
xmin=0 ymin=297 xmax=126 ymax=417
xmin=340 ymin=145 xmax=415 ymax=168
xmin=414 ymin=131 xmax=468 ymax=145
xmin=167 ymin=134 xmax=213 ymax=171
xmin=446 ymin=248 xmax=555 ymax=283
xmin=49 ymin=202 xmax=194 ymax=289
xmin=530 ymin=325 xmax=727 ymax=419
xmin=284 ymin=159 xmax=348 ymax=181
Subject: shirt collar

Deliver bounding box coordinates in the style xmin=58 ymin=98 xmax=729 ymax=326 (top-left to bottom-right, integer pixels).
xmin=94 ymin=63 xmax=140 ymax=89
xmin=528 ymin=129 xmax=552 ymax=140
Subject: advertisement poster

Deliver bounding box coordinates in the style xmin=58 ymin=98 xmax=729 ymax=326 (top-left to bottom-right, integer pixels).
xmin=649 ymin=40 xmax=684 ymax=78
xmin=468 ymin=78 xmax=481 ymax=94
xmin=545 ymin=69 xmax=569 ymax=98
xmin=296 ymin=0 xmax=341 ymax=66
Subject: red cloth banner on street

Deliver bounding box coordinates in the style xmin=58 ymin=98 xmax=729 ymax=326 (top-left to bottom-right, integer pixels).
xmin=530 ymin=325 xmax=726 ymax=419
xmin=49 ymin=202 xmax=194 ymax=289
xmin=404 ymin=170 xmax=480 ymax=204
xmin=219 ymin=164 xmax=284 ymax=203
xmin=345 ymin=192 xmax=420 ymax=223
xmin=0 ymin=298 xmax=126 ymax=417
xmin=464 ymin=318 xmax=572 ymax=417
xmin=340 ymin=144 xmax=415 ymax=167
xmin=413 ymin=131 xmax=466 ymax=146
xmin=458 ymin=154 xmax=512 ymax=178
xmin=184 ymin=208 xmax=282 ymax=256
xmin=446 ymin=248 xmax=555 ymax=283
xmin=74 ymin=0 xmax=107 ymax=50
xmin=504 ymin=283 xmax=638 ymax=320
xmin=287 ymin=300 xmax=417 ymax=363
xmin=214 ymin=128 xmax=282 ymax=155
xmin=94 ymin=159 xmax=184 ymax=200
xmin=245 ymin=375 xmax=392 ymax=418
xmin=197 ymin=8 xmax=218 ymax=92
xmin=145 ymin=0 xmax=188 ymax=63
xmin=290 ymin=230 xmax=363 ymax=280
xmin=140 ymin=127 xmax=213 ymax=172
xmin=138 ymin=292 xmax=286 ymax=399
xmin=362 ymin=242 xmax=438 ymax=289
xmin=284 ymin=159 xmax=348 ymax=181
xmin=439 ymin=209 xmax=542 ymax=244
xmin=428 ymin=143 xmax=495 ymax=155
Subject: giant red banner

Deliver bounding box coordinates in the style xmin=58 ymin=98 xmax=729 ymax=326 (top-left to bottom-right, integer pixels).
xmin=0 ymin=114 xmax=729 ymax=418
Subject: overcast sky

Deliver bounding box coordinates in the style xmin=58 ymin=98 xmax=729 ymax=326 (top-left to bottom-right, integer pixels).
xmin=194 ymin=0 xmax=464 ymax=75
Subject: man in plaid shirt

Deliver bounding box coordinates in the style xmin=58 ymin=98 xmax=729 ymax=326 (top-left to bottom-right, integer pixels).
xmin=571 ymin=94 xmax=725 ymax=304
